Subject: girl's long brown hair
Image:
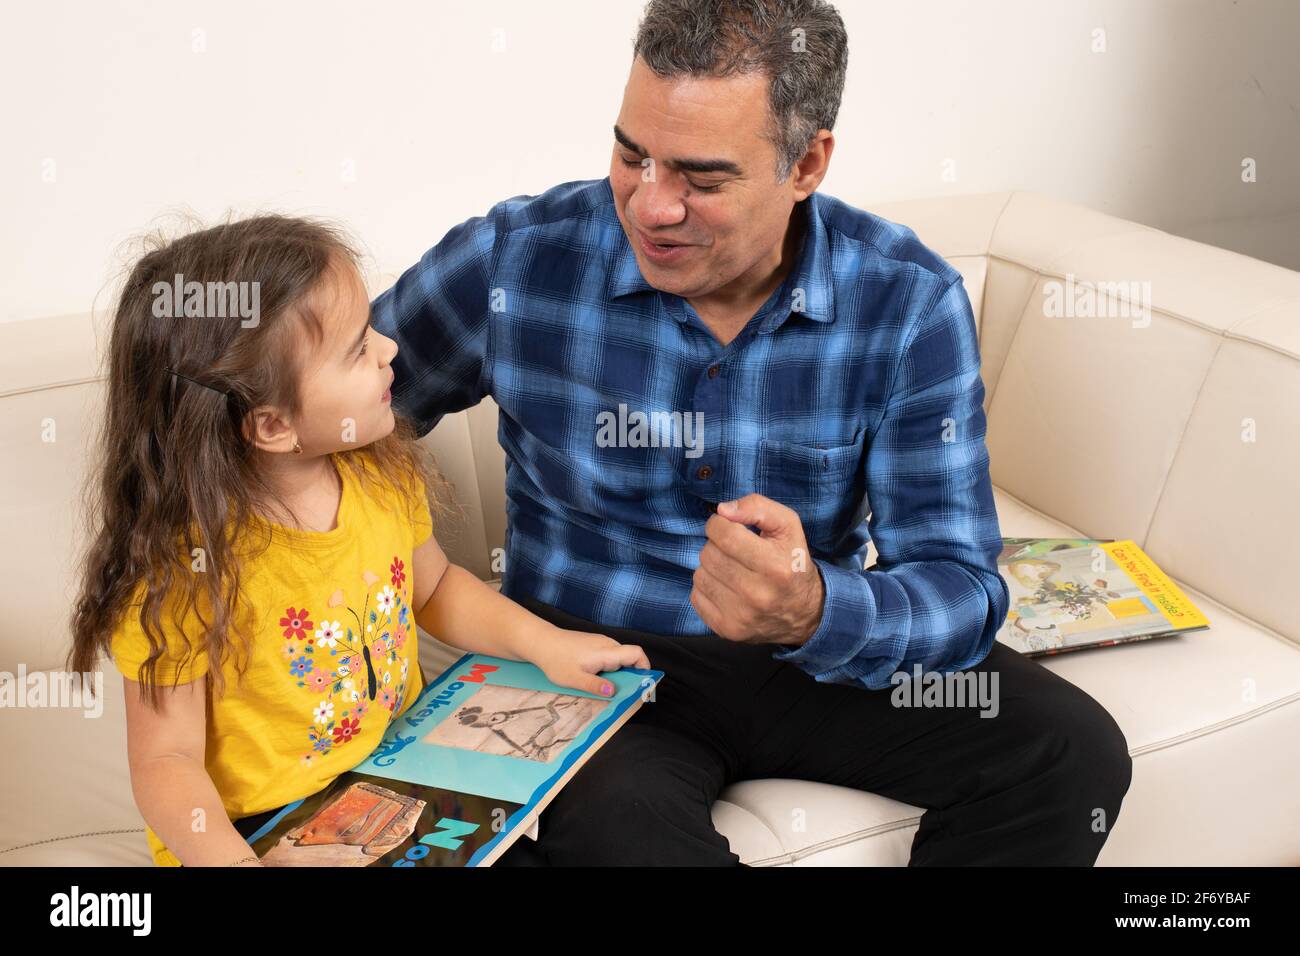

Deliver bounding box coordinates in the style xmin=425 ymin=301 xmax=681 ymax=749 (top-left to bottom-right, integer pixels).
xmin=67 ymin=214 xmax=460 ymax=708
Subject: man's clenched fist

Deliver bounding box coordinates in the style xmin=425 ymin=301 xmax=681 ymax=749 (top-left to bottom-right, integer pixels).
xmin=689 ymin=493 xmax=825 ymax=647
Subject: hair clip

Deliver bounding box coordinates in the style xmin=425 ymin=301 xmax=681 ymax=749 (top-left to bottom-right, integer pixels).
xmin=165 ymin=365 xmax=233 ymax=397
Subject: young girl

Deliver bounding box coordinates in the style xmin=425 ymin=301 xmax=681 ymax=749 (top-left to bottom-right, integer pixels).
xmin=67 ymin=214 xmax=650 ymax=867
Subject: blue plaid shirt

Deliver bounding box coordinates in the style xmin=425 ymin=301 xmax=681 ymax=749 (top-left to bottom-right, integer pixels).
xmin=371 ymin=177 xmax=1009 ymax=691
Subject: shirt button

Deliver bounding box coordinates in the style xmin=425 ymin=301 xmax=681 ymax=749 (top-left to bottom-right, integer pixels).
xmin=696 ymin=465 xmax=713 ymax=480
xmin=707 ymin=364 xmax=720 ymax=379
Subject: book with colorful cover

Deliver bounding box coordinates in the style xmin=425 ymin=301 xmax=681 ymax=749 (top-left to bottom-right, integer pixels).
xmin=996 ymin=537 xmax=1210 ymax=656
xmin=244 ymin=653 xmax=662 ymax=866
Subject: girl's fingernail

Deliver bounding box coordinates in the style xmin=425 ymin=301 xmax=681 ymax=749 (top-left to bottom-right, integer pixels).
xmin=601 ymin=682 xmax=613 ymax=696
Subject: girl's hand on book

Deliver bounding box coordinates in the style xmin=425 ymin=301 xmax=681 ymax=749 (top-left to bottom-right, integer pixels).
xmin=531 ymin=627 xmax=651 ymax=698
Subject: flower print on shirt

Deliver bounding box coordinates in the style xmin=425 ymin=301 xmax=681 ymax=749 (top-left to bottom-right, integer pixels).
xmin=279 ymin=556 xmax=416 ymax=766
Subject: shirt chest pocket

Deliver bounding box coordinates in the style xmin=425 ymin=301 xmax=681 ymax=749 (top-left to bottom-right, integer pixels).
xmin=754 ymin=428 xmax=868 ymax=551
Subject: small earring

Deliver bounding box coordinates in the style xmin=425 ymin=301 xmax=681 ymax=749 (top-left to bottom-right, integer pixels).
xmin=293 ymin=439 xmax=303 ymax=454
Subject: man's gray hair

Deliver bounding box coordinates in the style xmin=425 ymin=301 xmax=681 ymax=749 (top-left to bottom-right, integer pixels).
xmin=632 ymin=0 xmax=848 ymax=182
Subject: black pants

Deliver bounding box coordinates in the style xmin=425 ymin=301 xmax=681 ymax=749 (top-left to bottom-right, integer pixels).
xmin=494 ymin=596 xmax=1133 ymax=867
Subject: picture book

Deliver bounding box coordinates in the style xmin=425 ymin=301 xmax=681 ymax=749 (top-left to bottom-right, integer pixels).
xmin=996 ymin=537 xmax=1210 ymax=656
xmin=244 ymin=652 xmax=662 ymax=866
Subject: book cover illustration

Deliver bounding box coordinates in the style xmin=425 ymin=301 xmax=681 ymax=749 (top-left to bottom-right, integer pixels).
xmin=996 ymin=538 xmax=1209 ymax=656
xmin=258 ymin=781 xmax=425 ymax=867
xmin=246 ymin=653 xmax=662 ymax=866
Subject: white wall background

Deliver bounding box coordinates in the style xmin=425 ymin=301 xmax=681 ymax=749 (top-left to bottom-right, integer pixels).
xmin=2 ymin=0 xmax=1297 ymax=325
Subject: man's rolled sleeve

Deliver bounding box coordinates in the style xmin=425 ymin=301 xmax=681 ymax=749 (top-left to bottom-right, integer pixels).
xmin=772 ymin=275 xmax=1010 ymax=690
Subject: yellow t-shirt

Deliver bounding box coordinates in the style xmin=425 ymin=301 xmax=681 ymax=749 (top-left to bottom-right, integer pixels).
xmin=110 ymin=451 xmax=434 ymax=866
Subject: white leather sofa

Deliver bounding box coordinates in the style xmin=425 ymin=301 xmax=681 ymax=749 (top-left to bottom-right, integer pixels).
xmin=3 ymin=190 xmax=1298 ymax=866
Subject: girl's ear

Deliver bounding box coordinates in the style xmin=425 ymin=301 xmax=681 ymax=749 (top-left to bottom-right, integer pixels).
xmin=244 ymin=405 xmax=298 ymax=454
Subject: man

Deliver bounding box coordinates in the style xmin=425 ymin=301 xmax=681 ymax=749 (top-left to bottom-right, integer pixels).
xmin=371 ymin=0 xmax=1133 ymax=865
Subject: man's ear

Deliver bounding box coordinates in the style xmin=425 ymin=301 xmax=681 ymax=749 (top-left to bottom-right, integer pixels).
xmin=791 ymin=129 xmax=834 ymax=201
